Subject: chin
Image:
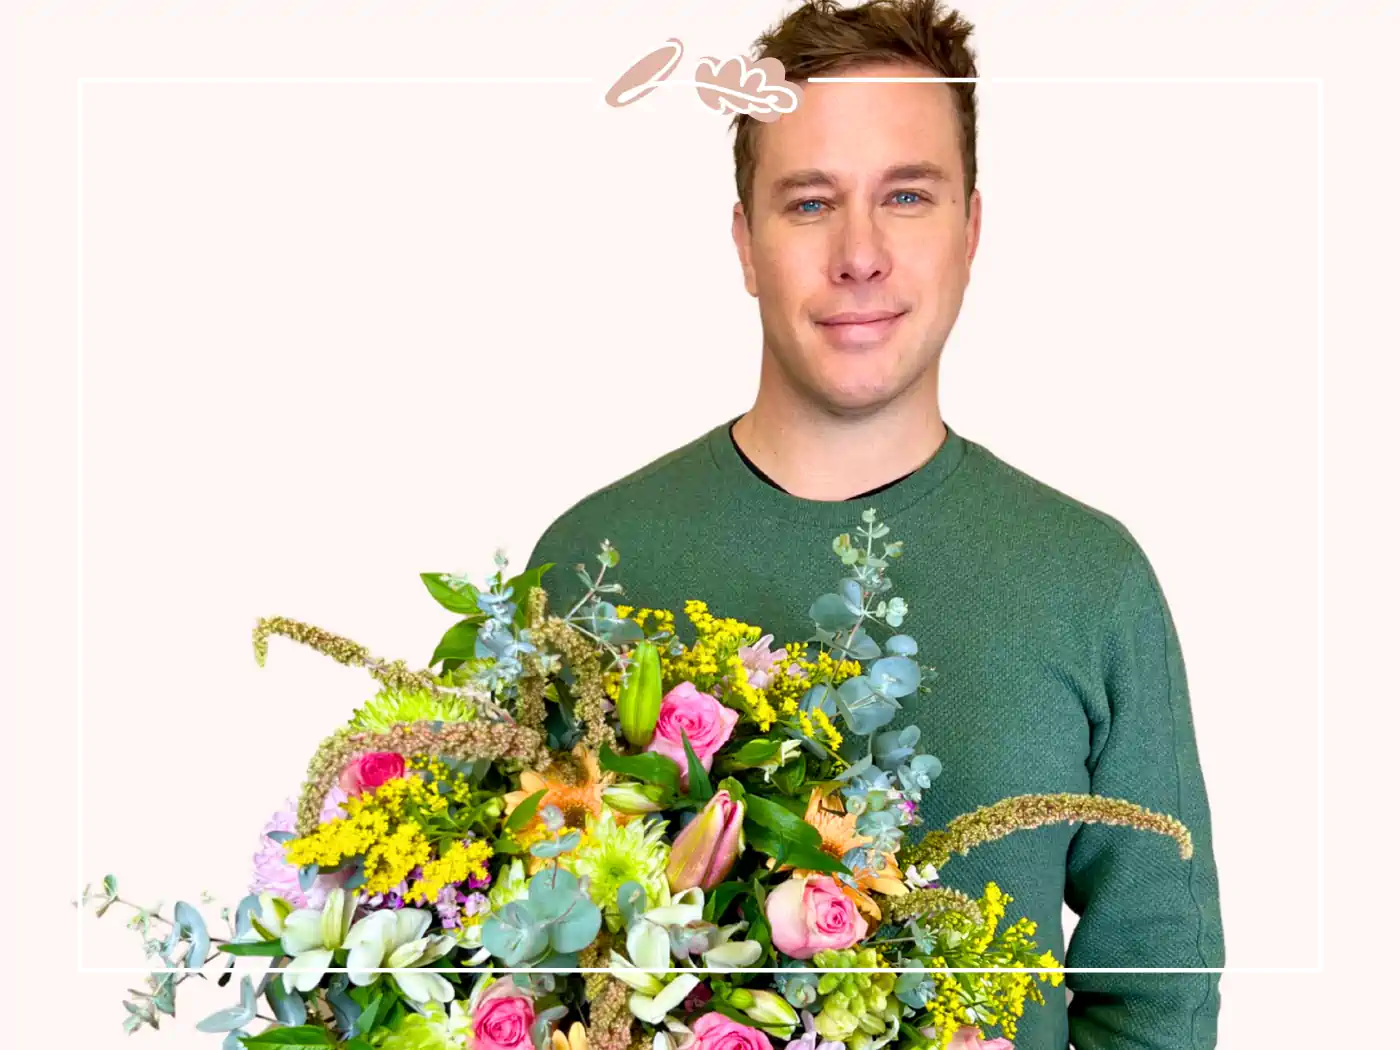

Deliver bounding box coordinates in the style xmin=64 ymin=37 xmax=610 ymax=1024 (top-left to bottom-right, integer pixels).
xmin=809 ymin=380 xmax=901 ymax=416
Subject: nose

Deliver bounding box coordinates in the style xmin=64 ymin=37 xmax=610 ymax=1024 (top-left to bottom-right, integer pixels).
xmin=830 ymin=206 xmax=892 ymax=284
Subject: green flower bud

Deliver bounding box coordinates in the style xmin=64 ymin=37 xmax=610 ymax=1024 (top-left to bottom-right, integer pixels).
xmin=618 ymin=642 xmax=663 ymax=747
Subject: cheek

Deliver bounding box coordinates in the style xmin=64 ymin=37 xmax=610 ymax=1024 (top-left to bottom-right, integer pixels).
xmin=753 ymin=235 xmax=823 ymax=312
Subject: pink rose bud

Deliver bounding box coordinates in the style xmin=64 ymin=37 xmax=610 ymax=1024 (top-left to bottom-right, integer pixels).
xmin=947 ymin=1027 xmax=1015 ymax=1050
xmin=644 ymin=683 xmax=739 ymax=787
xmin=667 ymin=790 xmax=745 ymax=892
xmin=764 ymin=874 xmax=869 ymax=960
xmin=689 ymin=1012 xmax=774 ymax=1050
xmin=472 ymin=979 xmax=537 ymax=1050
xmin=338 ymin=751 xmax=406 ymax=797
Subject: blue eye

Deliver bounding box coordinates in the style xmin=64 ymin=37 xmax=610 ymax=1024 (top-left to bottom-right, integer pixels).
xmin=892 ymin=191 xmax=925 ymax=205
xmin=796 ymin=200 xmax=825 ymax=214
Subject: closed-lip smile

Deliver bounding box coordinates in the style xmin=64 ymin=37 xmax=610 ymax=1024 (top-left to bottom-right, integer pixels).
xmin=817 ymin=309 xmax=906 ymax=325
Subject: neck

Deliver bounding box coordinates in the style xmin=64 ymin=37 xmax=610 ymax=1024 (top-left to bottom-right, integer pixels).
xmin=733 ymin=363 xmax=947 ymax=502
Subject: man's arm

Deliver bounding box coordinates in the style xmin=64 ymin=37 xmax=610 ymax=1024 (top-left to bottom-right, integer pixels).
xmin=1064 ymin=544 xmax=1225 ymax=1050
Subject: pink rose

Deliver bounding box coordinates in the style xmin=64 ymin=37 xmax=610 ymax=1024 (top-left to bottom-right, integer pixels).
xmin=338 ymin=751 xmax=406 ymax=797
xmin=473 ymin=980 xmax=536 ymax=1050
xmin=691 ymin=1012 xmax=773 ymax=1050
xmin=644 ymin=682 xmax=739 ymax=786
xmin=946 ymin=1027 xmax=1014 ymax=1050
xmin=764 ymin=874 xmax=869 ymax=960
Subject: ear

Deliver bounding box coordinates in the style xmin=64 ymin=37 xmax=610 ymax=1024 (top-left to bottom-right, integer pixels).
xmin=964 ymin=187 xmax=983 ymax=269
xmin=731 ymin=202 xmax=759 ymax=298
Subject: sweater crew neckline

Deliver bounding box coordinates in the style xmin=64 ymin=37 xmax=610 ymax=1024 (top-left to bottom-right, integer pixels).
xmin=704 ymin=413 xmax=969 ymax=527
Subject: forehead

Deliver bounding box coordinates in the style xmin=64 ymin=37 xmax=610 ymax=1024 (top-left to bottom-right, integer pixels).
xmin=753 ymin=62 xmax=963 ymax=186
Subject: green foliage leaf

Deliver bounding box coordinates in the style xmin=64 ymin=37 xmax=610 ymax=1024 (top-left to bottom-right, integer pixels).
xmin=506 ymin=564 xmax=553 ymax=629
xmin=430 ymin=618 xmax=483 ymax=668
xmin=420 ymin=573 xmax=481 ymax=615
xmin=743 ymin=794 xmax=849 ymax=876
xmin=726 ymin=739 xmax=784 ymax=765
xmin=236 ymin=1026 xmax=335 ymax=1047
xmin=704 ymin=881 xmax=750 ymax=924
xmin=598 ymin=745 xmax=680 ymax=797
xmin=681 ymin=731 xmax=713 ymax=803
xmin=503 ymin=789 xmax=547 ymax=833
xmin=218 ymin=940 xmax=285 ymax=957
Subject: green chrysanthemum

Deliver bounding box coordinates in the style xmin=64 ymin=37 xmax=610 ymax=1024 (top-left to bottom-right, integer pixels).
xmin=350 ymin=684 xmax=480 ymax=733
xmin=561 ymin=809 xmax=671 ymax=931
xmin=369 ymin=999 xmax=470 ymax=1050
xmin=487 ymin=857 xmax=529 ymax=912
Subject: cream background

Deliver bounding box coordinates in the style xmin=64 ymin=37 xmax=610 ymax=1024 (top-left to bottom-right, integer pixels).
xmin=2 ymin=0 xmax=1396 ymax=1046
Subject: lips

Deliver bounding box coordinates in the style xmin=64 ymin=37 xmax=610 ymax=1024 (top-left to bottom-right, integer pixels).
xmin=817 ymin=309 xmax=906 ymax=326
xmin=814 ymin=308 xmax=907 ymax=348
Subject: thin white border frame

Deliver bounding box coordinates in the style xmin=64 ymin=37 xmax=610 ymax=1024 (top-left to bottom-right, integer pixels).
xmin=74 ymin=73 xmax=1324 ymax=977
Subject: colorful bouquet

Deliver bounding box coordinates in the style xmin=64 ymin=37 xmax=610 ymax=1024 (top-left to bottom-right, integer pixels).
xmin=80 ymin=507 xmax=1194 ymax=1050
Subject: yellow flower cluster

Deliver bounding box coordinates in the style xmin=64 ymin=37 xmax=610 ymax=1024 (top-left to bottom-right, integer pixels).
xmin=724 ymin=653 xmax=776 ymax=730
xmin=614 ymin=605 xmax=676 ymax=636
xmin=405 ymin=837 xmax=493 ymax=906
xmin=810 ymin=707 xmax=843 ymax=750
xmin=972 ymin=881 xmax=1008 ymax=952
xmin=284 ymin=757 xmax=492 ymax=897
xmin=916 ymin=883 xmax=1064 ymax=1047
xmin=657 ymin=600 xmax=761 ymax=692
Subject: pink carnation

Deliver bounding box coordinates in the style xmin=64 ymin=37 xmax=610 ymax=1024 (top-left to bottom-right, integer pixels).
xmin=249 ymin=789 xmax=352 ymax=909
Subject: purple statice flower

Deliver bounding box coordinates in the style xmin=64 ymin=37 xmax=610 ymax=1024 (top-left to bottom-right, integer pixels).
xmin=737 ymin=633 xmax=788 ymax=690
xmin=433 ymin=885 xmax=492 ymax=930
xmin=363 ymin=880 xmax=410 ymax=911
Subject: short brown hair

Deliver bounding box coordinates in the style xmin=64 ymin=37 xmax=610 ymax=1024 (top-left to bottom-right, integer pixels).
xmin=731 ymin=0 xmax=980 ymax=221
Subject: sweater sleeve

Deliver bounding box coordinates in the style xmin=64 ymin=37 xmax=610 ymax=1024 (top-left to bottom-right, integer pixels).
xmin=1063 ymin=544 xmax=1226 ymax=1050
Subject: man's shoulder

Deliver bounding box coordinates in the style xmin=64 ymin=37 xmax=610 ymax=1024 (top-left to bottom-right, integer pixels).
xmin=525 ymin=423 xmax=723 ymax=568
xmin=959 ymin=435 xmax=1145 ymax=574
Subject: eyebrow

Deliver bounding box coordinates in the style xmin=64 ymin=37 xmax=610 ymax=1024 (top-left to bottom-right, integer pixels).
xmin=769 ymin=162 xmax=952 ymax=201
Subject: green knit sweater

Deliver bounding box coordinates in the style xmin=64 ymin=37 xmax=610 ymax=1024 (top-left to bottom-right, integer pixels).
xmin=525 ymin=416 xmax=1224 ymax=1050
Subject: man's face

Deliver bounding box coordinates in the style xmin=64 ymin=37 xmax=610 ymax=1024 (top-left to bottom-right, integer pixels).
xmin=732 ymin=61 xmax=981 ymax=417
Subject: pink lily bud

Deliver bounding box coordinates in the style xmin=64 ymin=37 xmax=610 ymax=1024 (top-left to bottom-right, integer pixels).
xmin=667 ymin=790 xmax=745 ymax=892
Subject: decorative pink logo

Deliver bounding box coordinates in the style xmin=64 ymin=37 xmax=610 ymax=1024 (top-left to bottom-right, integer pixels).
xmin=605 ymin=39 xmax=803 ymax=122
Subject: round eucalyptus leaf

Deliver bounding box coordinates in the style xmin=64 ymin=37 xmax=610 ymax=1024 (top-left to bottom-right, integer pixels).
xmin=549 ymin=898 xmax=603 ymax=953
xmin=868 ymin=655 xmax=921 ymax=699
xmin=883 ymin=634 xmax=919 ymax=657
xmin=810 ymin=593 xmax=859 ymax=632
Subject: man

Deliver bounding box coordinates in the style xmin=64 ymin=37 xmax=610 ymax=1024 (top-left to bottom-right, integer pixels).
xmin=526 ymin=2 xmax=1224 ymax=1047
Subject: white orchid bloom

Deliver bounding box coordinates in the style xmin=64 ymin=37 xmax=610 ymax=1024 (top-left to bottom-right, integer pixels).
xmin=609 ymin=921 xmax=700 ymax=1024
xmin=903 ymin=863 xmax=940 ymax=889
xmin=280 ymin=888 xmax=359 ymax=993
xmin=641 ymin=887 xmax=704 ymax=926
xmin=341 ymin=907 xmax=457 ymax=1004
xmin=233 ymin=893 xmax=291 ymax=943
xmin=702 ymin=936 xmax=762 ymax=970
xmin=652 ymin=1017 xmax=695 ymax=1050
